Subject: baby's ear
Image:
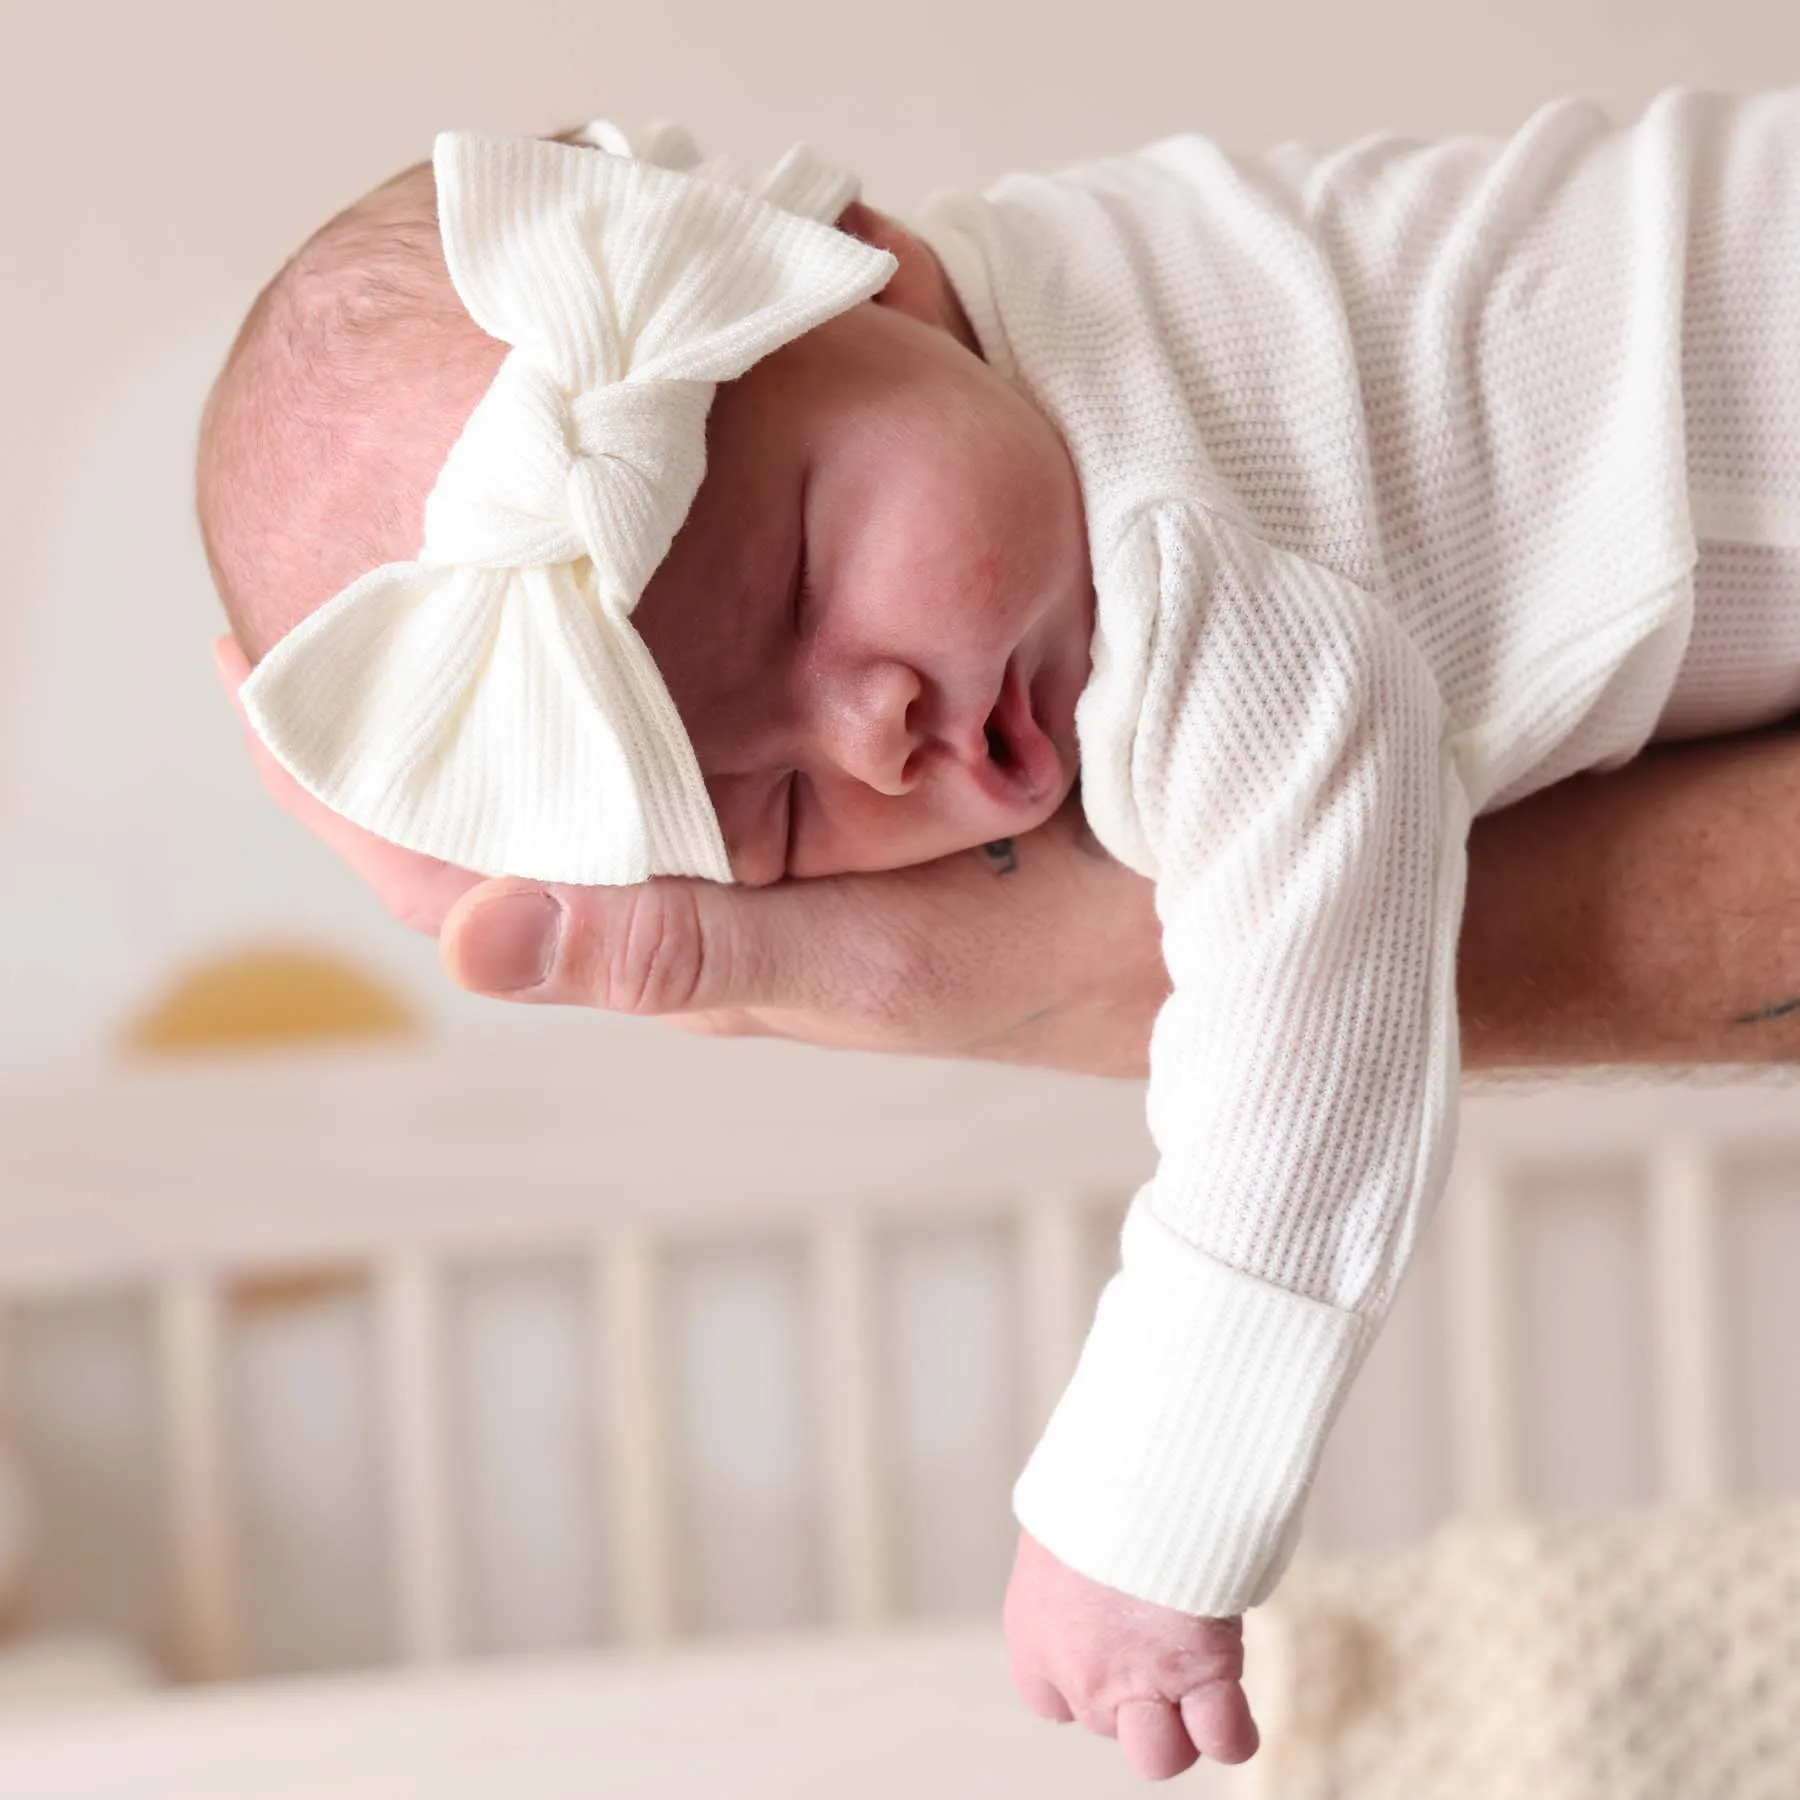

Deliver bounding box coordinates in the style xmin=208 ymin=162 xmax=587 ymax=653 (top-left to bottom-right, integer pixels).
xmin=835 ymin=201 xmax=978 ymax=352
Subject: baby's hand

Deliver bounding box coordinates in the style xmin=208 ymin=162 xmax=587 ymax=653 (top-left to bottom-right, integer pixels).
xmin=1004 ymin=1530 xmax=1259 ymax=1781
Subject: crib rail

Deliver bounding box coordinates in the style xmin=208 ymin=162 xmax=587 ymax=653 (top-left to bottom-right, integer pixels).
xmin=197 ymin=1210 xmax=1103 ymax=1677
xmin=0 ymin=1036 xmax=1149 ymax=1681
xmin=0 ymin=1042 xmax=1795 ymax=1685
xmin=0 ymin=1035 xmax=1153 ymax=1289
xmin=1440 ymin=1081 xmax=1800 ymax=1520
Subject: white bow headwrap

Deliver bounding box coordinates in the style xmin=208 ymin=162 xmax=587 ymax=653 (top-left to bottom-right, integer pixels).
xmin=241 ymin=125 xmax=896 ymax=884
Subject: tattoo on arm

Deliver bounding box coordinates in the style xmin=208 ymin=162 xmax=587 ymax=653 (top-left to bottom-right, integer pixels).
xmin=1732 ymin=997 xmax=1800 ymax=1027
xmin=982 ymin=838 xmax=1019 ymax=876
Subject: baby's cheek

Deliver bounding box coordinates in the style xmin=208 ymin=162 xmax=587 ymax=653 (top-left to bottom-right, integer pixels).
xmin=709 ymin=775 xmax=788 ymax=887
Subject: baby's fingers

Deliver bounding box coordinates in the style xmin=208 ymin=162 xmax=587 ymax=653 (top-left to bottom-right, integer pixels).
xmin=1116 ymin=1700 xmax=1200 ymax=1781
xmin=1180 ymin=1680 xmax=1260 ymax=1765
xmin=1008 ymin=1665 xmax=1074 ymax=1724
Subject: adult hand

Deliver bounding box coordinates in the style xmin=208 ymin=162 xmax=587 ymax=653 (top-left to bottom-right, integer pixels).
xmin=221 ymin=638 xmax=1800 ymax=1077
xmin=439 ymin=799 xmax=1168 ymax=1074
xmin=216 ymin=635 xmax=1167 ymax=1074
xmin=437 ymin=723 xmax=1800 ymax=1075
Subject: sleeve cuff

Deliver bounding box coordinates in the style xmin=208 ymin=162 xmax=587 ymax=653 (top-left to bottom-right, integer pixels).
xmin=1014 ymin=1195 xmax=1368 ymax=1618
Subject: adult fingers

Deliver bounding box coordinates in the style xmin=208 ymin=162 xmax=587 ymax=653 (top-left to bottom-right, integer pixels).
xmin=1115 ymin=1700 xmax=1200 ymax=1782
xmin=440 ymin=796 xmax=1164 ymax=1069
xmin=213 ymin=636 xmax=481 ymax=935
xmin=442 ymin=877 xmax=776 ymax=1017
xmin=440 ymin=872 xmax=920 ymax=1032
xmin=1179 ymin=1682 xmax=1260 ymax=1766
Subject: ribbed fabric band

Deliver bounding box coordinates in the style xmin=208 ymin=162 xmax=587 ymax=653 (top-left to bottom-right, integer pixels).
xmin=1015 ymin=1199 xmax=1365 ymax=1616
xmin=242 ymin=126 xmax=895 ymax=886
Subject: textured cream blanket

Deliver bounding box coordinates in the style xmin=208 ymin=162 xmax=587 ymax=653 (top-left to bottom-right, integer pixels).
xmin=1255 ymin=1506 xmax=1800 ymax=1799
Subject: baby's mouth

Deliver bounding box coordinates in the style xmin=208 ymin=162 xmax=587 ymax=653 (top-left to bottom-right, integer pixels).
xmin=975 ymin=658 xmax=1062 ymax=809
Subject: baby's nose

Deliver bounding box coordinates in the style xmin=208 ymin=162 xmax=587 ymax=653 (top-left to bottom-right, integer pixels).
xmin=826 ymin=660 xmax=926 ymax=796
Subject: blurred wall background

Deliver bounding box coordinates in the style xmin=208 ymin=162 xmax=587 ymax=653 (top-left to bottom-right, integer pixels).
xmin=3 ymin=0 xmax=1798 ymax=1073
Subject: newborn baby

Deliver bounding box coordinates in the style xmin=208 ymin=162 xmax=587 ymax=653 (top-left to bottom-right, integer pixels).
xmin=199 ymin=95 xmax=1800 ymax=1779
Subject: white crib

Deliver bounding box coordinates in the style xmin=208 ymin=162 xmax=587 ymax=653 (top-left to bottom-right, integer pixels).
xmin=0 ymin=1034 xmax=1792 ymax=1796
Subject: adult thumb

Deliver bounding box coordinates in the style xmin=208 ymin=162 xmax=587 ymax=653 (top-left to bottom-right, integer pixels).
xmin=440 ymin=876 xmax=788 ymax=1017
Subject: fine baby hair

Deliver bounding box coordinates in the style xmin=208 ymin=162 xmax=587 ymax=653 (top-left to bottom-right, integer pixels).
xmin=212 ymin=123 xmax=895 ymax=885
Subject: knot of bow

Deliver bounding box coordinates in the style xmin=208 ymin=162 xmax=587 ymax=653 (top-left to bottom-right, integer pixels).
xmin=240 ymin=126 xmax=896 ymax=886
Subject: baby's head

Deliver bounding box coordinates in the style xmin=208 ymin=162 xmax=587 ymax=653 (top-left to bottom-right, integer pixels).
xmin=199 ymin=126 xmax=1093 ymax=888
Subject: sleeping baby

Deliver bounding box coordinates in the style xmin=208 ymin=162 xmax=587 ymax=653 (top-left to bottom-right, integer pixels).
xmin=197 ymin=94 xmax=1800 ymax=1779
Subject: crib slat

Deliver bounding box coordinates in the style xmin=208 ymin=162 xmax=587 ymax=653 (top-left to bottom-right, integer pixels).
xmin=1649 ymin=1142 xmax=1730 ymax=1504
xmin=1442 ymin=1155 xmax=1521 ymax=1512
xmin=595 ymin=1236 xmax=677 ymax=1645
xmin=157 ymin=1276 xmax=246 ymax=1682
xmin=377 ymin=1256 xmax=463 ymax=1664
xmin=1019 ymin=1196 xmax=1090 ymax=1437
xmin=814 ymin=1222 xmax=891 ymax=1626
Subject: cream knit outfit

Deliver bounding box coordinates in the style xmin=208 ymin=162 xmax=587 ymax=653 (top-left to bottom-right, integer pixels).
xmin=917 ymin=87 xmax=1800 ymax=1618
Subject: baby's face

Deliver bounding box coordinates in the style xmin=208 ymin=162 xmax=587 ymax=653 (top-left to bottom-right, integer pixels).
xmin=632 ymin=281 xmax=1094 ymax=884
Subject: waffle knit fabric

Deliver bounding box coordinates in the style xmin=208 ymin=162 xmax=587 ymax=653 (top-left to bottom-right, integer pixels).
xmin=915 ymin=87 xmax=1800 ymax=1617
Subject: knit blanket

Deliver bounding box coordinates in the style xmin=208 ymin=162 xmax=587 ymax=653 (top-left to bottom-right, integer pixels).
xmin=1254 ymin=1506 xmax=1800 ymax=1799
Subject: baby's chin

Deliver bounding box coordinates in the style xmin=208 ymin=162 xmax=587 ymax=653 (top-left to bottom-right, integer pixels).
xmin=955 ymin=776 xmax=1079 ymax=866
xmin=939 ymin=763 xmax=1083 ymax=867
xmin=758 ymin=764 xmax=1079 ymax=885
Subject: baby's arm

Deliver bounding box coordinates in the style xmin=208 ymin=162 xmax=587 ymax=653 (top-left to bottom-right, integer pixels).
xmin=1009 ymin=513 xmax=1468 ymax=1770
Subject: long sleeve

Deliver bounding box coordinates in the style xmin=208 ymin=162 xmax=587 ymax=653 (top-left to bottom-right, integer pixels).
xmin=918 ymin=88 xmax=1800 ymax=1620
xmin=1014 ymin=508 xmax=1469 ymax=1617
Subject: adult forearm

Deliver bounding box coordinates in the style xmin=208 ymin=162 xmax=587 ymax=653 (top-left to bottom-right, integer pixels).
xmin=1459 ymin=726 xmax=1800 ymax=1070
xmin=937 ymin=726 xmax=1800 ymax=1077
xmin=980 ymin=726 xmax=1800 ymax=1077
xmin=434 ymin=726 xmax=1800 ymax=1079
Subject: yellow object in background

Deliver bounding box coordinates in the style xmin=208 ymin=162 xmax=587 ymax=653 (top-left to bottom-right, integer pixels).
xmin=120 ymin=946 xmax=418 ymax=1055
